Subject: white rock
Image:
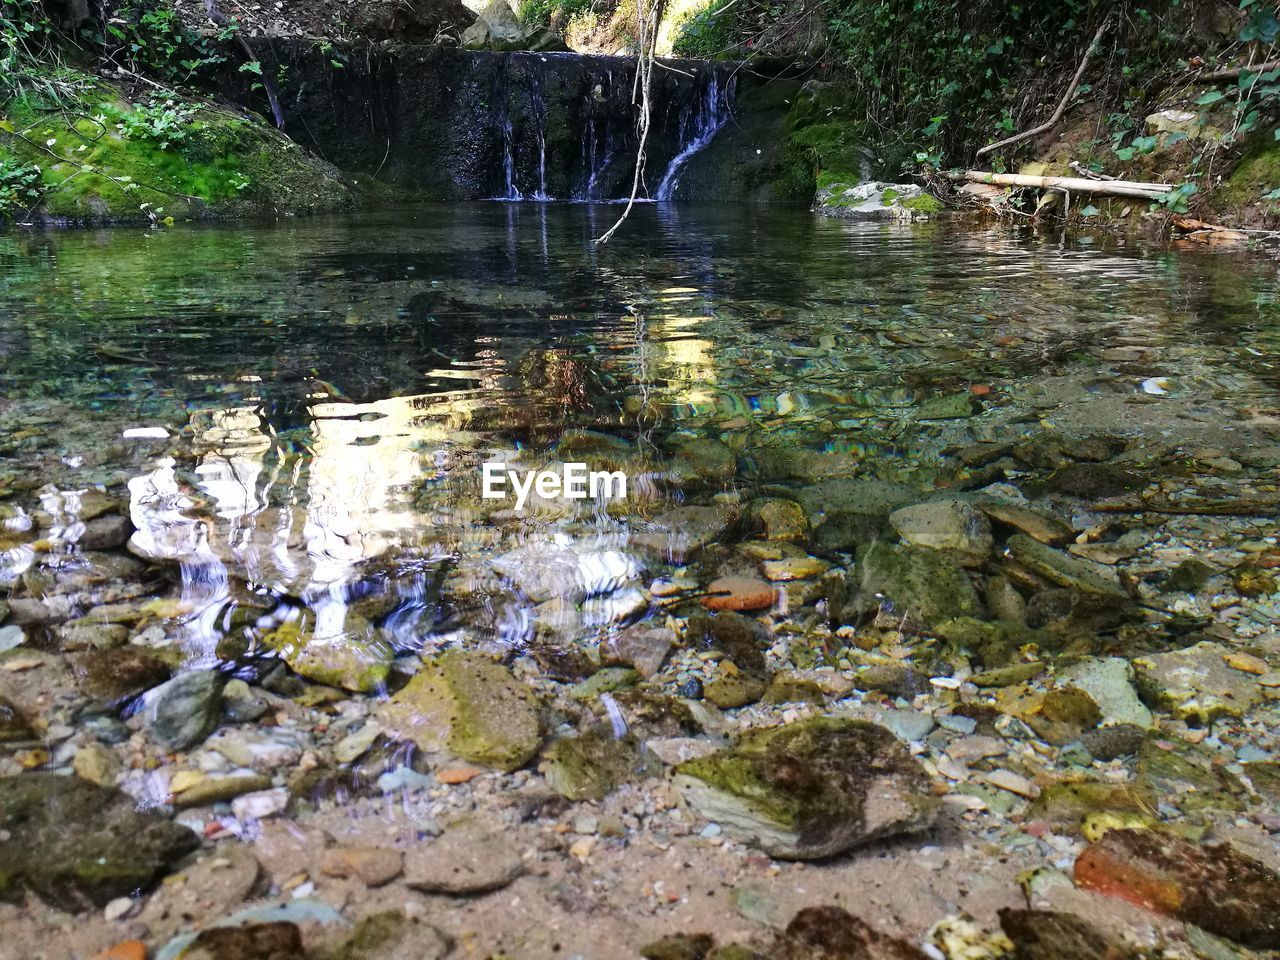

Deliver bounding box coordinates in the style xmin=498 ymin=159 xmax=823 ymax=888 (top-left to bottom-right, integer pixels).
xmin=231 ymin=787 xmax=289 ymax=820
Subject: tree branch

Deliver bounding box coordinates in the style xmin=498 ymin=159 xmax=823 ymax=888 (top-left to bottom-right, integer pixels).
xmin=975 ymin=18 xmax=1109 ymax=159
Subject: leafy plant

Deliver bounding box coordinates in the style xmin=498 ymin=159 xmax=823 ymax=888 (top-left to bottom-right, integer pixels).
xmin=116 ymin=93 xmax=197 ymax=150
xmin=0 ymin=154 xmax=41 ymax=213
xmin=100 ymin=0 xmax=236 ymax=82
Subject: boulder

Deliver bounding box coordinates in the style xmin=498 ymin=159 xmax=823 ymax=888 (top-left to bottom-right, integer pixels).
xmin=775 ymin=905 xmax=929 ymax=959
xmin=142 ymin=669 xmax=226 ymax=751
xmin=854 ymin=542 xmax=983 ymax=626
xmin=674 ymin=717 xmax=938 ymax=859
xmin=1074 ymin=829 xmax=1280 ymax=949
xmin=0 ymin=773 xmax=199 ymax=909
xmin=998 ymin=909 xmax=1139 ymax=960
xmin=376 ymin=651 xmax=542 ymax=771
xmin=330 ymin=911 xmax=453 ymax=960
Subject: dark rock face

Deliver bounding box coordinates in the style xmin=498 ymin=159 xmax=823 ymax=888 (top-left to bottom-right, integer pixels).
xmin=225 ymin=44 xmax=789 ymax=202
xmin=674 ymin=717 xmax=938 ymax=859
xmin=185 ymin=922 xmax=306 ymax=960
xmin=1074 ymin=828 xmax=1280 ymax=949
xmin=0 ymin=773 xmax=199 ymax=909
xmin=777 ymin=906 xmax=928 ymax=960
xmin=998 ymin=909 xmax=1138 ymax=960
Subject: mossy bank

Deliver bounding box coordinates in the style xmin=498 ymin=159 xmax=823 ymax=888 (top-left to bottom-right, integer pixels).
xmin=1 ymin=77 xmax=354 ymax=225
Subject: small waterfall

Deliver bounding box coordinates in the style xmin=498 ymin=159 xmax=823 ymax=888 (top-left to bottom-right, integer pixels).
xmin=530 ymin=75 xmax=551 ymax=201
xmin=500 ymin=109 xmax=522 ymax=201
xmin=655 ymin=70 xmax=734 ymax=201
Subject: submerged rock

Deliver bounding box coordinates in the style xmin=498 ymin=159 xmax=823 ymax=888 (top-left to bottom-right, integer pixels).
xmin=854 ymin=542 xmax=983 ymax=626
xmin=600 ymin=624 xmax=675 ymax=677
xmin=702 ymin=576 xmax=776 ymax=612
xmin=776 ymin=905 xmax=929 ymax=959
xmin=671 ymin=438 xmax=737 ymax=482
xmin=330 ymin=910 xmax=453 ymax=960
xmin=889 ymin=499 xmax=993 ymax=560
xmin=745 ymin=498 xmax=810 ymax=541
xmin=0 ymin=773 xmax=198 ymax=909
xmin=0 ymin=695 xmax=34 ymax=745
xmin=404 ymin=819 xmax=524 ymax=894
xmin=142 ymin=669 xmax=226 ymax=751
xmin=377 ymin=651 xmax=542 ymax=771
xmin=1132 ymin=641 xmax=1263 ymax=722
xmin=72 ymin=647 xmax=172 ymax=704
xmin=673 ymin=717 xmax=938 ymax=859
xmin=998 ymin=909 xmax=1139 ymax=960
xmin=540 ymin=727 xmax=663 ymax=801
xmin=633 ymin=505 xmax=738 ymax=563
xmin=183 ymin=922 xmax=305 ymax=960
xmin=260 ymin=608 xmax=393 ymax=693
xmin=1005 ymin=535 xmax=1128 ymax=599
xmin=1074 ymin=829 xmax=1280 ymax=948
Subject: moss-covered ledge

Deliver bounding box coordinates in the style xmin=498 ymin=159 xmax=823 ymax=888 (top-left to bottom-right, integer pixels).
xmin=1 ymin=77 xmax=354 ymax=225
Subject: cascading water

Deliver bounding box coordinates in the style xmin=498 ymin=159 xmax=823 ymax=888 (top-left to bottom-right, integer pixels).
xmin=484 ymin=54 xmax=735 ymax=203
xmin=655 ymin=70 xmax=734 ymax=201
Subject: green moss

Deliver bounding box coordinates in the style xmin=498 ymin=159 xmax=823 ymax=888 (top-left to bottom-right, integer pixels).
xmin=901 ymin=192 xmax=944 ymax=213
xmin=540 ymin=726 xmax=663 ymax=800
xmin=1213 ymin=140 xmax=1280 ymax=212
xmin=1 ymin=78 xmax=351 ymax=223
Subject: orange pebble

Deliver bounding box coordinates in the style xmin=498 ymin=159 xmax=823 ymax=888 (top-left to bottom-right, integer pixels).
xmin=436 ymin=765 xmax=485 ymax=784
xmin=91 ymin=941 xmax=146 ymax=960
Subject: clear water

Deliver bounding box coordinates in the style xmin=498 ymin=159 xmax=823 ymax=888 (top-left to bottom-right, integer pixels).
xmin=1 ymin=202 xmax=1278 ymax=668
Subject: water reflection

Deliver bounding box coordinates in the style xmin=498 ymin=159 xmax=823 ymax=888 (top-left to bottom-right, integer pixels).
xmin=1 ymin=204 xmax=1278 ymax=683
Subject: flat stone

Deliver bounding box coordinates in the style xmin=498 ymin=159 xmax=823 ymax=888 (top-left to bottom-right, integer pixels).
xmin=979 ymin=502 xmax=1074 ymax=545
xmin=329 ymin=911 xmax=453 ymax=960
xmin=631 ymin=505 xmax=737 ymax=563
xmin=1133 ymin=642 xmax=1262 ymax=722
xmin=0 ymin=773 xmax=198 ymax=909
xmin=1075 ymin=829 xmax=1280 ymax=949
xmin=491 ymin=543 xmax=641 ymax=604
xmin=702 ymin=576 xmax=775 ymax=612
xmin=674 ymin=717 xmax=938 ymax=859
xmin=404 ymin=819 xmax=524 ymax=894
xmin=671 ymin=438 xmax=737 ymax=482
xmin=890 ymin=499 xmax=994 ymax=558
xmin=1006 ymin=535 xmax=1128 ymax=599
xmin=600 ymin=625 xmax=674 ymax=677
xmin=762 ymin=555 xmax=831 ymax=581
xmin=1058 ymin=657 xmax=1153 ymax=728
xmin=745 ymin=498 xmax=810 ymax=541
xmin=174 ymin=774 xmax=273 ymax=809
xmin=231 ymin=787 xmax=290 ymax=820
xmin=376 ymin=651 xmax=542 ymax=771
xmin=72 ymin=742 xmax=122 ymax=786
xmin=319 ymin=846 xmax=404 ymax=887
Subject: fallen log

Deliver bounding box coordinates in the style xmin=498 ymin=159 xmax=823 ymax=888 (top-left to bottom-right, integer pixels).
xmin=943 ymin=170 xmax=1174 ymax=201
xmin=976 ymin=19 xmax=1109 ymax=158
xmin=1200 ymin=59 xmax=1280 ymax=82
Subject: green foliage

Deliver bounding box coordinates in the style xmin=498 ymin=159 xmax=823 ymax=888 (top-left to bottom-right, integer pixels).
xmin=518 ymin=0 xmax=591 ymax=30
xmin=98 ymin=0 xmax=237 ymax=82
xmin=0 ymin=153 xmax=41 ymax=213
xmin=672 ymin=3 xmax=738 ymax=58
xmin=114 ymin=92 xmax=197 ymax=150
xmin=1 ymin=0 xmax=89 ymax=106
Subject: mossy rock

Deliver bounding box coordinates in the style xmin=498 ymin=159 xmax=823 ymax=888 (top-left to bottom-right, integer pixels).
xmin=541 ymin=726 xmax=663 ymax=801
xmin=376 ymin=651 xmax=543 ymax=771
xmin=259 ymin=609 xmax=393 ymax=694
xmin=854 ymin=543 xmax=984 ymax=628
xmin=0 ymin=772 xmax=198 ymax=909
xmin=674 ymin=717 xmax=938 ymax=859
xmin=330 ymin=910 xmax=453 ymax=960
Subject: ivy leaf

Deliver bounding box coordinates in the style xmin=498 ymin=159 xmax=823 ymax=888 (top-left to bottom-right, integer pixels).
xmin=1080 ymin=204 xmax=1101 ymax=217
xmin=1195 ymin=90 xmax=1225 ymax=104
xmin=239 ymin=60 xmax=263 ymax=75
xmin=1114 ymin=147 xmax=1136 ymax=160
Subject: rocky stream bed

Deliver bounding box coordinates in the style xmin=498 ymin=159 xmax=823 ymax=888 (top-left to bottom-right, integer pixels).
xmin=0 ymin=208 xmax=1279 ymax=960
